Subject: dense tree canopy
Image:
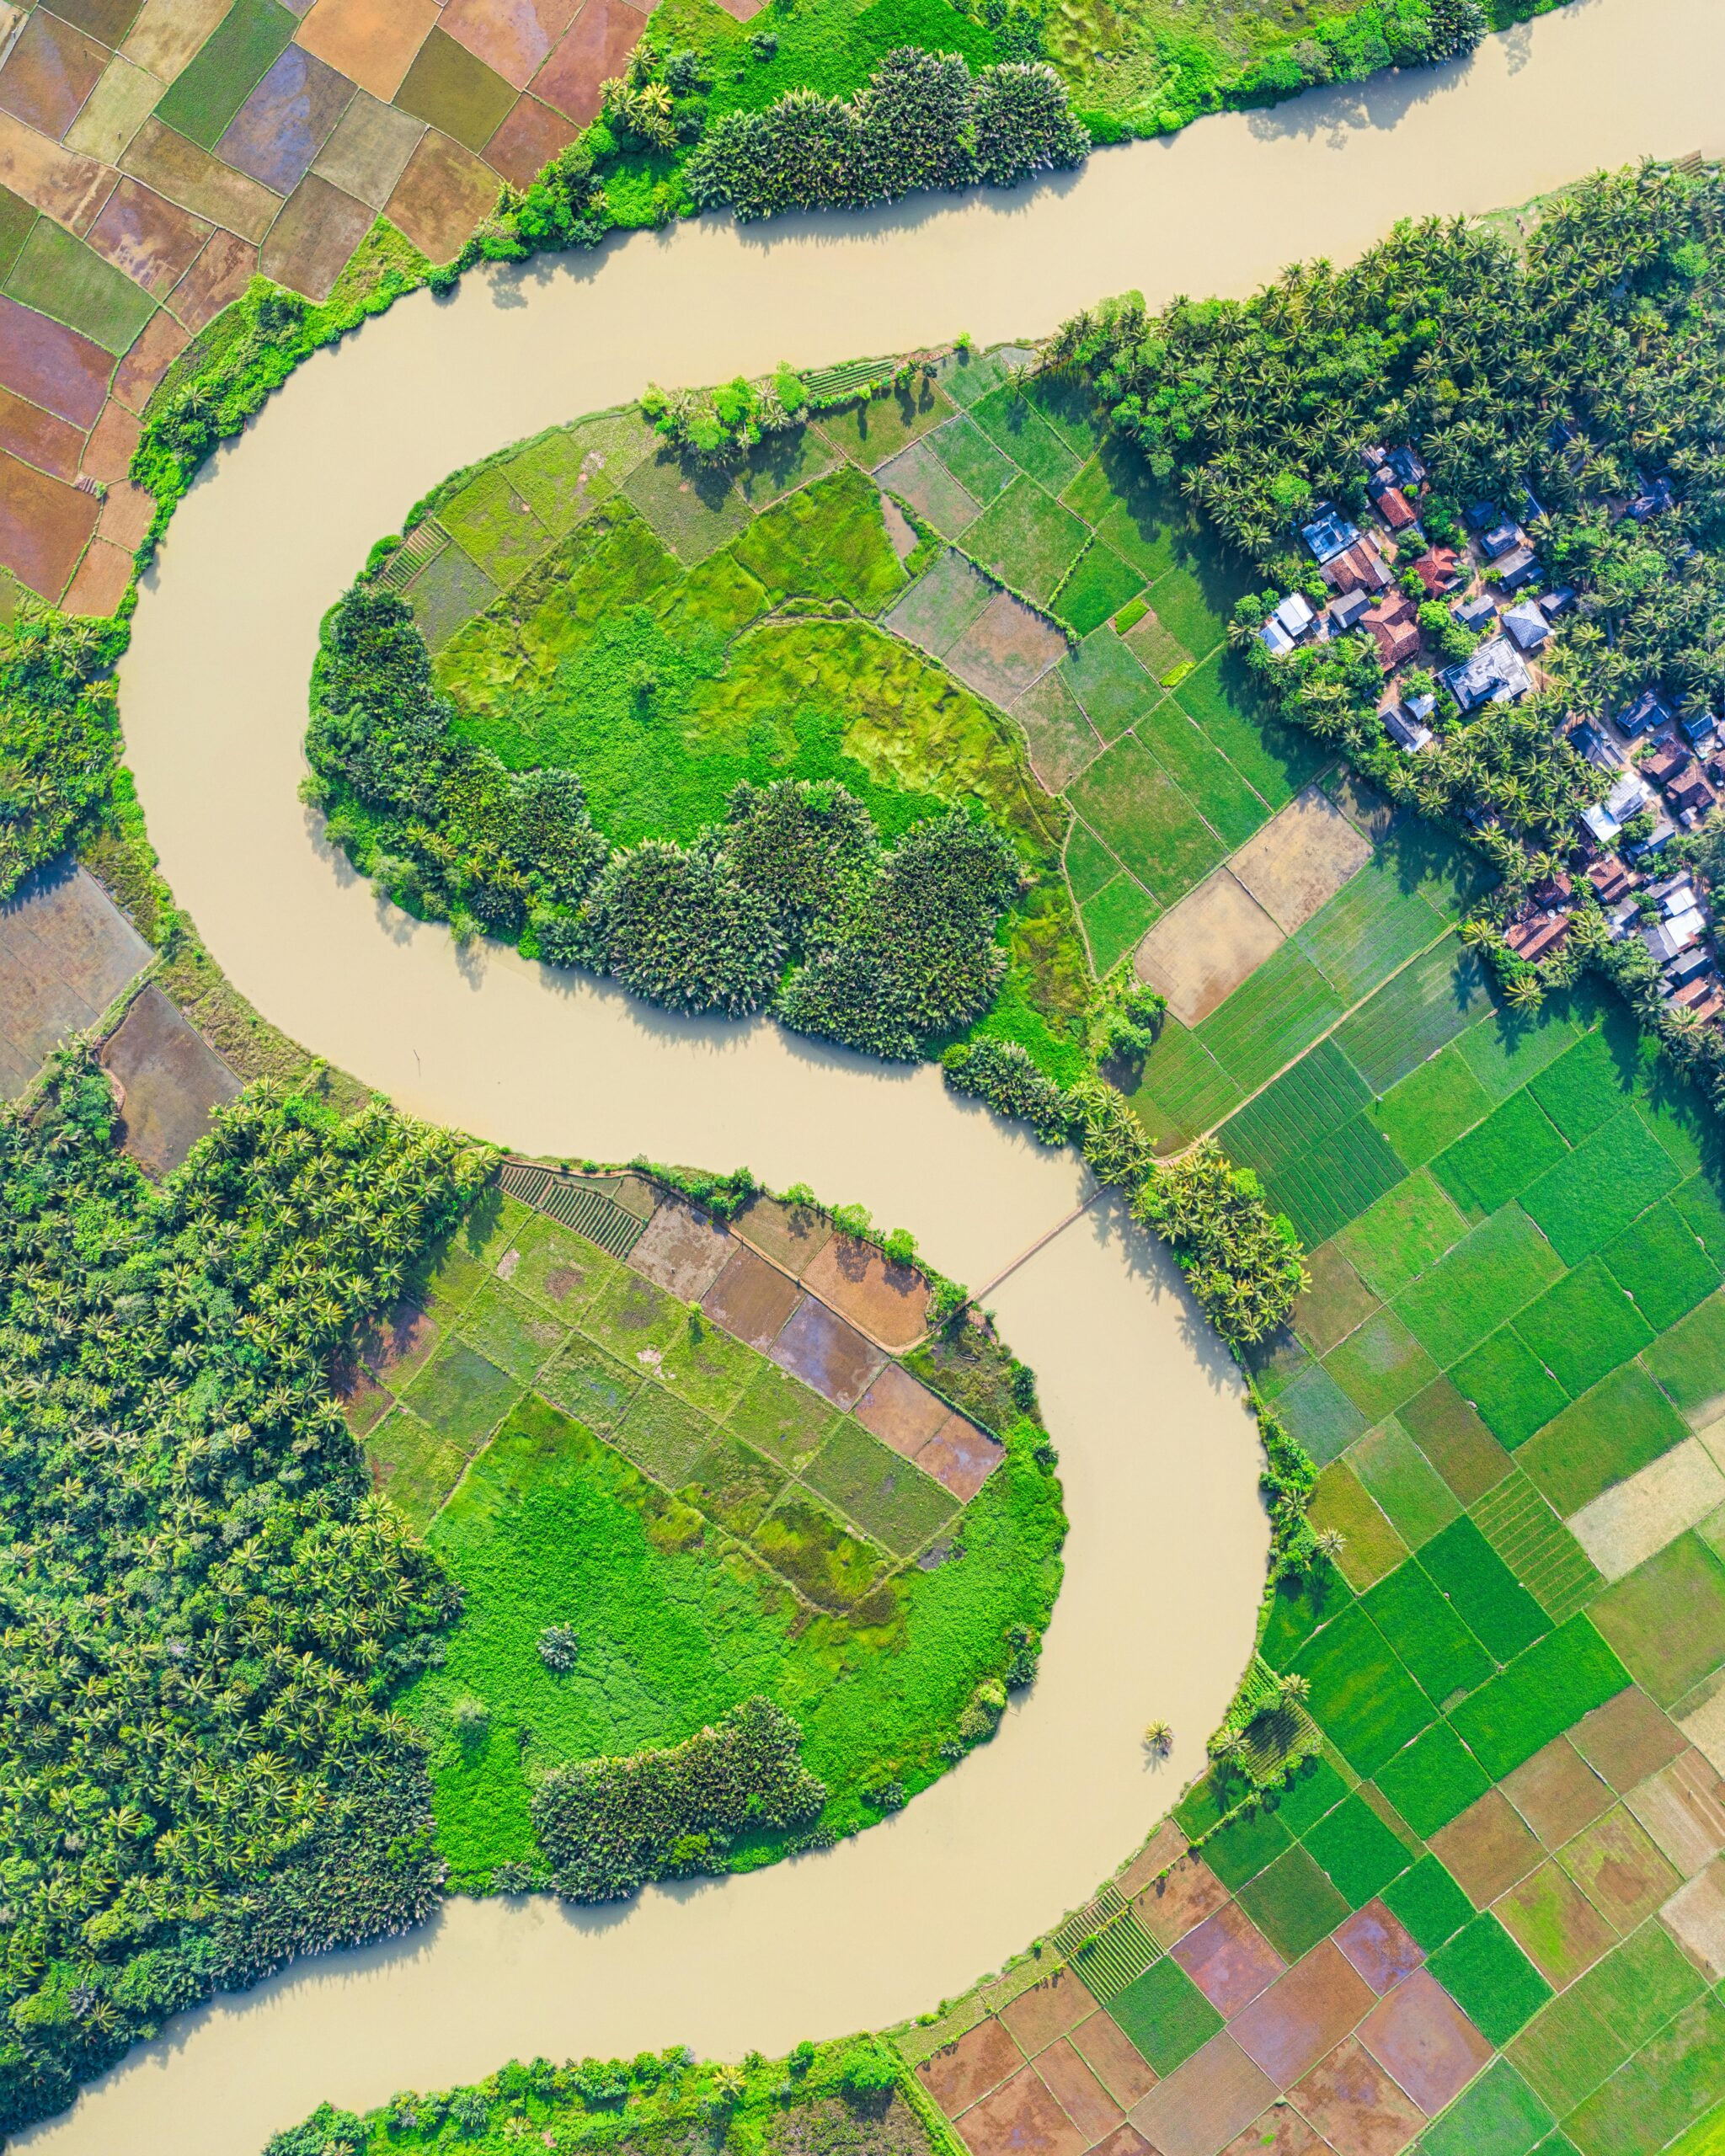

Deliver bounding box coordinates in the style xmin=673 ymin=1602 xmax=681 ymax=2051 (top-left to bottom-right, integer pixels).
xmin=0 ymin=1062 xmax=490 ymax=2134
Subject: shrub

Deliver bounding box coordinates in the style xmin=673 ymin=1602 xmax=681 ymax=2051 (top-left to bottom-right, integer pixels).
xmin=941 ymin=1038 xmax=1074 ymax=1144
xmin=723 ymin=777 xmax=875 ymax=931
xmin=777 ymin=814 xmax=1022 ymax=1058
xmin=537 ymin=1624 xmax=580 ymax=1673
xmin=581 ymin=837 xmax=784 ymax=1016
xmin=531 ymin=1696 xmax=825 ymax=1902
xmin=687 ymin=48 xmax=1087 ymax=221
xmin=1133 ymin=1142 xmax=1306 ymax=1347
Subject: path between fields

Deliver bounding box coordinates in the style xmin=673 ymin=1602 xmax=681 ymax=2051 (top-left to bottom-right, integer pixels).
xmin=21 ymin=3 xmax=1725 ymax=2148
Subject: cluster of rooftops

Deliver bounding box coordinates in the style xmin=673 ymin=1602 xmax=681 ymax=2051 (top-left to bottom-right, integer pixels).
xmin=1259 ymin=445 xmax=1724 ymax=1024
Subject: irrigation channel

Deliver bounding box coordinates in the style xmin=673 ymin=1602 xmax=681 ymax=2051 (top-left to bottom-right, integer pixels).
xmin=20 ymin=1 xmax=1725 ymax=2147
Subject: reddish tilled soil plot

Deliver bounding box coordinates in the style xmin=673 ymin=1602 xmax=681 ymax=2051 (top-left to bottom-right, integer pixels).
xmin=955 ymin=2064 xmax=1087 ymax=2156
xmin=0 ymin=292 xmax=112 ymax=426
xmin=383 ymin=125 xmax=498 ymax=263
xmin=1430 ymin=1790 xmax=1541 ymax=1907
xmin=64 ymin=536 xmax=133 ymax=613
xmin=1119 ymin=1820 xmax=1188 ymax=1896
xmin=295 ymin=0 xmax=440 ymax=100
xmin=854 ymin=1361 xmax=951 ymax=1459
xmin=1071 ymin=2011 xmax=1159 ymax=2108
xmin=1573 ymin=1684 xmax=1686 ymax=1790
xmin=1172 ymin=1902 xmax=1288 ymax=2017
xmin=1664 ymin=1860 xmax=1725 ymax=1979
xmin=1135 ymin=1853 xmax=1231 ymax=1950
xmin=0 ymin=10 xmax=109 ymax=140
xmin=1001 ymin=1969 xmax=1097 ymax=2056
xmin=168 ymin=228 xmax=259 ymax=330
xmin=1129 ymin=2033 xmax=1274 ymax=2156
xmin=770 ymin=1294 xmax=884 ymax=1409
xmin=917 ymin=2019 xmax=1026 ymax=2116
xmin=111 ymin=306 xmax=190 ymax=410
xmin=628 ymin=1197 xmax=732 ymax=1300
xmin=734 ymin=1192 xmax=834 ymax=1277
xmin=87 ymin=174 xmax=212 ymax=294
xmin=0 ymin=382 xmax=83 ymax=480
xmin=1230 ymin=1942 xmax=1373 ymax=2089
xmin=79 ymin=397 xmax=140 ymax=483
xmin=1037 ymin=2040 xmax=1124 ymax=2143
xmin=1220 ymin=2103 xmax=1327 ymax=2156
xmin=120 ymin=117 xmax=280 ymax=242
xmin=1561 ymin=1805 xmax=1680 ymax=1929
xmin=0 ymin=445 xmax=98 ymax=594
xmin=1627 ymin=1748 xmax=1725 ymax=1876
xmin=531 ymin=0 xmax=646 ymax=125
xmin=1286 ymin=2037 xmax=1423 ymax=2156
xmin=97 ymin=476 xmax=152 ymax=549
xmin=803 ymin=1231 xmax=929 ymax=1348
xmin=700 ymin=1243 xmax=803 ymax=1352
xmin=1501 ymin=1736 xmax=1615 ymax=1849
xmin=1356 ymin=1969 xmax=1489 ymax=2114
xmin=0 ymin=110 xmax=113 ymax=230
xmin=943 ymin=587 xmax=1066 ymax=707
xmin=917 ymin=1412 xmax=1005 ymax=1500
xmin=99 ymin=982 xmax=241 ymax=1177
xmin=442 ymin=0 xmax=579 ymax=88
xmin=0 ymin=862 xmax=148 ymax=1091
xmin=260 ymin=171 xmax=373 ymax=298
xmin=218 ymin=46 xmax=355 ymax=194
xmin=1333 ymin=1903 xmax=1423 ymax=1995
xmin=482 ymin=89 xmax=574 ymax=184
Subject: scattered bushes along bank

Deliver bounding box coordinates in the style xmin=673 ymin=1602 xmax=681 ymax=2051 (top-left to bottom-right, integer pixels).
xmin=307 ymin=584 xmax=1023 ymax=1061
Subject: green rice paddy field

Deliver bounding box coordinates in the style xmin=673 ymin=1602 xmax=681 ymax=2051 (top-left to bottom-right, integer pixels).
xmin=908 ymin=798 xmax=1725 ymax=2156
xmin=345 ymin=1183 xmax=1064 ymax=1889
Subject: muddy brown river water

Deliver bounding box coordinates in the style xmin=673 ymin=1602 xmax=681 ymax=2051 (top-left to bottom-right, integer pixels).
xmin=19 ymin=3 xmax=1725 ymax=2147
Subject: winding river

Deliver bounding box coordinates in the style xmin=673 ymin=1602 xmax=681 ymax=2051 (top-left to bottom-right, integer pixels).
xmin=19 ymin=3 xmax=1725 ymax=2148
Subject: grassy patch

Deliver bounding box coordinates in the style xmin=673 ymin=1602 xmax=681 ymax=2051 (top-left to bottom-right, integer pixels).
xmin=802 ymin=1421 xmax=958 ymax=1557
xmin=727 ymin=1362 xmax=841 ymax=1470
xmin=1302 ymin=1791 xmax=1411 ymax=1907
xmin=1290 ymin=1601 xmax=1433 ymax=1777
xmin=1394 ymin=1206 xmax=1564 ymax=1370
xmin=1420 ymin=1515 xmax=1550 ymax=1664
xmin=1197 ymin=942 xmax=1343 ymax=1095
xmin=1053 ymin=536 xmax=1145 ymax=636
xmin=1066 ymin=734 xmax=1223 ymax=905
xmin=1512 ymin=1261 xmax=1652 ymax=1401
xmin=1322 ymin=1310 xmax=1439 ymax=1426
xmin=1236 ymin=1845 xmax=1352 ymax=1962
xmin=1220 ymin=1038 xmax=1372 ymax=1182
xmin=926 ymin=413 xmax=1017 ymax=504
xmin=1600 ymin=1201 xmax=1722 ymax=1332
xmin=1336 ymin=937 xmax=1496 ymax=1096
xmin=155 ymin=0 xmax=296 ymax=147
xmin=1109 ymin=1957 xmax=1224 ymax=2076
xmin=1449 ymin=1618 xmax=1631 ymax=1780
xmin=1060 ymin=624 xmax=1162 ymax=741
xmin=3 ymin=220 xmax=156 ymax=355
xmin=1518 ymin=1365 xmax=1686 ymax=1517
xmin=964 ymin=383 xmax=1083 ymax=496
xmin=1429 ymin=1915 xmax=1554 ymax=2045
xmin=1519 ymin=1109 xmax=1682 ymax=1267
xmin=1263 ymin=1112 xmax=1407 ymax=1249
xmin=1419 ymin=2060 xmax=1554 ymax=2156
xmin=957 ymin=473 xmax=1089 ymax=605
xmin=1430 ymin=1091 xmax=1570 ymax=1222
xmin=1352 ymin=1420 xmax=1461 ymax=1548
xmin=1122 ymin=1017 xmax=1244 ymax=1151
xmin=1382 ymin=1853 xmax=1473 ymax=1951
xmin=1080 ymin=873 xmax=1159 ymax=977
xmin=1363 ymin=1560 xmax=1493 ymax=1709
xmin=1294 ymin=851 xmax=1450 ymax=1006
xmin=1372 ymin=1045 xmax=1496 ymax=1171
xmin=402 ymin=1338 xmax=523 ymax=1449
xmin=1451 ymin=1328 xmax=1569 ymax=1450
xmin=1528 ymin=1027 xmax=1637 ymax=1141
xmin=1308 ymin=1461 xmax=1408 ymax=1590
xmin=1135 ymin=696 xmax=1271 ymax=850
xmin=1274 ymin=1361 xmax=1369 ymax=1467
xmin=1642 ymin=1293 xmax=1725 ymax=1427
xmin=1375 ymin=1721 xmax=1491 ymax=1838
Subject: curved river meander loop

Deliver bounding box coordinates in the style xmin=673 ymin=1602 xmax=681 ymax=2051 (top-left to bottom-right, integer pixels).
xmin=19 ymin=3 xmax=1725 ymax=2147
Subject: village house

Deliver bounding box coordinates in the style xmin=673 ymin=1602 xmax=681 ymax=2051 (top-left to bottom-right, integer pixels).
xmin=1455 ymin=590 xmax=1498 ymax=634
xmin=1502 ymin=600 xmax=1552 ymax=654
xmin=1302 ymin=506 xmax=1362 ymax=562
xmin=1259 ymin=590 xmax=1316 ymax=654
xmin=1411 ymin=547 xmax=1462 ymax=595
xmin=1441 ymin=634 xmax=1533 ymax=714
xmin=1327 ymin=589 xmax=1371 ymax=632
xmin=1321 ymin=540 xmax=1394 ymax=595
xmin=1363 ymin=593 xmax=1420 ymax=667
xmin=1618 ymin=687 xmax=1675 ymax=739
xmin=1493 ymin=546 xmax=1544 ymax=593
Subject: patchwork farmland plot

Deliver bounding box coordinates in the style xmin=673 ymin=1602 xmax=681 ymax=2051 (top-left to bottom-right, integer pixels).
xmin=343 ymin=1167 xmax=1061 ymax=1893
xmin=906 ymin=771 xmax=1725 ymax=2156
